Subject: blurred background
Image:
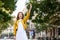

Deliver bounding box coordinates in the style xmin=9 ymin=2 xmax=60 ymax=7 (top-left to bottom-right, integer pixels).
xmin=0 ymin=0 xmax=60 ymax=40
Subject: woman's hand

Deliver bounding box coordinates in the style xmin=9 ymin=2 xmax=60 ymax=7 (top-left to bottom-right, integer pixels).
xmin=30 ymin=3 xmax=32 ymax=10
xmin=29 ymin=3 xmax=32 ymax=12
xmin=14 ymin=36 xmax=16 ymax=40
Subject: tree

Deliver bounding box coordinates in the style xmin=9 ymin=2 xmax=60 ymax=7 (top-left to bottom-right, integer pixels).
xmin=27 ymin=0 xmax=60 ymax=32
xmin=0 ymin=0 xmax=17 ymax=33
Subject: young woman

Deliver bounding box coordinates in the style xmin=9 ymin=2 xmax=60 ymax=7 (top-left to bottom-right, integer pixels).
xmin=13 ymin=4 xmax=32 ymax=40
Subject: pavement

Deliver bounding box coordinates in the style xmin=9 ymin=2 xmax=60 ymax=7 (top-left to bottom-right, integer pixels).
xmin=0 ymin=39 xmax=37 ymax=40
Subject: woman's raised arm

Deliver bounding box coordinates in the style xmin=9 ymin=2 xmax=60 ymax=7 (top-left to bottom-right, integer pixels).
xmin=23 ymin=4 xmax=32 ymax=22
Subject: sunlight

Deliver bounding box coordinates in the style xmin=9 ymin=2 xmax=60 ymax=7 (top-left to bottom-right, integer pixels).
xmin=12 ymin=0 xmax=29 ymax=17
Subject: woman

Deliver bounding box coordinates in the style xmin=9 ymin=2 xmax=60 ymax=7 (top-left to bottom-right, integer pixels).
xmin=13 ymin=4 xmax=32 ymax=40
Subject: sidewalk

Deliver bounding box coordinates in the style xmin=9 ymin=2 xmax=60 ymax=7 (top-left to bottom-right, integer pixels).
xmin=29 ymin=39 xmax=37 ymax=40
xmin=0 ymin=39 xmax=37 ymax=40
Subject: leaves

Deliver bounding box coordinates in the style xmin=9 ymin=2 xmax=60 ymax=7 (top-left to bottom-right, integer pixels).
xmin=27 ymin=0 xmax=60 ymax=32
xmin=0 ymin=0 xmax=17 ymax=33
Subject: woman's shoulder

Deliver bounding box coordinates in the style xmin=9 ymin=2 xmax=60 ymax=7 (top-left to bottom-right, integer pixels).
xmin=14 ymin=20 xmax=18 ymax=23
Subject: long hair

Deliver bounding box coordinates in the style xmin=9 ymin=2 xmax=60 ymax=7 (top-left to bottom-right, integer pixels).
xmin=17 ymin=12 xmax=24 ymax=20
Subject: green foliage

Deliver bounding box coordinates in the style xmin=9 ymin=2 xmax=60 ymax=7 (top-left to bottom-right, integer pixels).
xmin=0 ymin=0 xmax=17 ymax=33
xmin=27 ymin=0 xmax=60 ymax=32
xmin=35 ymin=23 xmax=48 ymax=33
xmin=0 ymin=1 xmax=4 ymax=7
xmin=0 ymin=0 xmax=16 ymax=12
xmin=0 ymin=10 xmax=11 ymax=22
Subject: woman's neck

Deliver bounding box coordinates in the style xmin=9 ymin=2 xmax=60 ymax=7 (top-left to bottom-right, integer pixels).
xmin=19 ymin=19 xmax=22 ymax=20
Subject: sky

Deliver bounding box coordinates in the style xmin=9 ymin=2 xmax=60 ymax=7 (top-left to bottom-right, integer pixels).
xmin=12 ymin=0 xmax=29 ymax=17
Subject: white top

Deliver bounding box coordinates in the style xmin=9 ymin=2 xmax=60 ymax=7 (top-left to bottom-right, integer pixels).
xmin=16 ymin=21 xmax=28 ymax=40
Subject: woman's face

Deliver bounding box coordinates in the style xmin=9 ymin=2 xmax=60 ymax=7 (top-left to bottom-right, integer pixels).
xmin=18 ymin=13 xmax=23 ymax=19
